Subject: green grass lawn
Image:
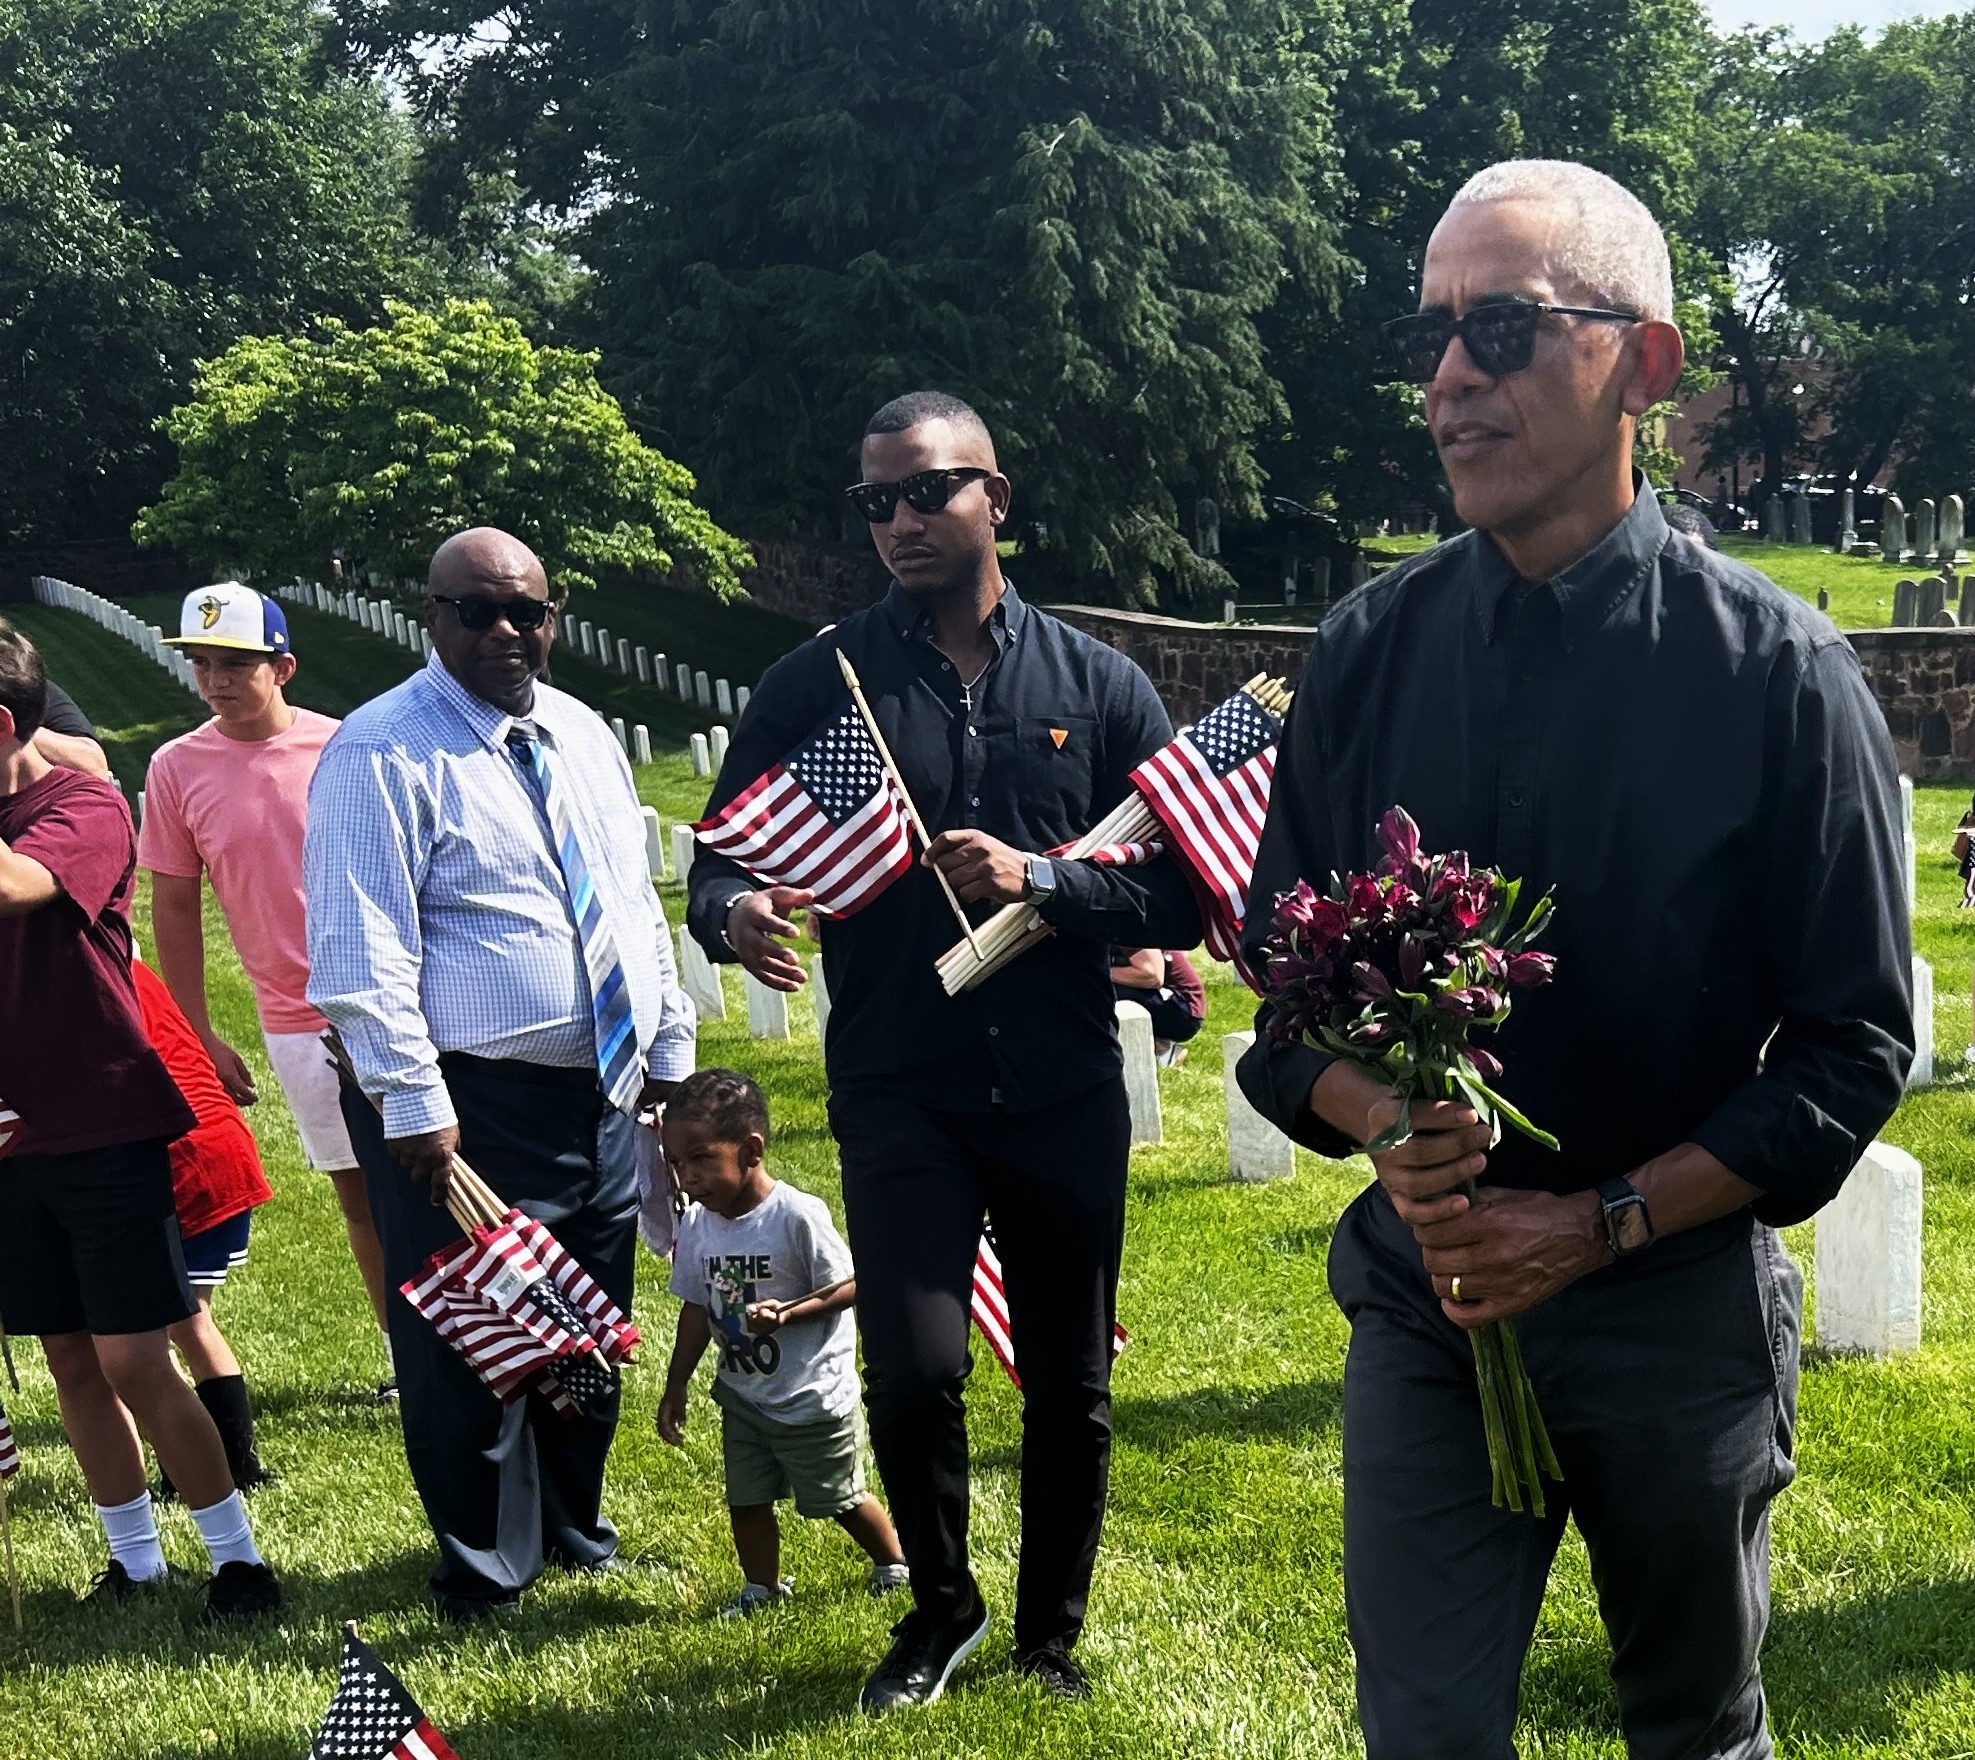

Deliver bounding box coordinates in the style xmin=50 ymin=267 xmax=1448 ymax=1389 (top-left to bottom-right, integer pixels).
xmin=2 ymin=606 xmax=1974 ymax=1757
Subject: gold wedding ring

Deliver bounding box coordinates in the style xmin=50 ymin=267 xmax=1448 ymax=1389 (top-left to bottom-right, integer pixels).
xmin=1451 ymin=1275 xmax=1464 ymax=1303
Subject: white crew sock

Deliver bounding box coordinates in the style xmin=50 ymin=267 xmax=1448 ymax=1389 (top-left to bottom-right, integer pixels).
xmin=96 ymin=1491 xmax=168 ymax=1583
xmin=189 ymin=1490 xmax=264 ymax=1572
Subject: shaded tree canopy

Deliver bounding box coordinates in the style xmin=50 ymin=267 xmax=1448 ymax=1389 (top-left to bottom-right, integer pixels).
xmin=134 ymin=300 xmax=751 ymax=599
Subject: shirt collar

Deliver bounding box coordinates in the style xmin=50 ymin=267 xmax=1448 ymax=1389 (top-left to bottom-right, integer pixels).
xmin=421 ymin=648 xmax=561 ymax=749
xmin=1473 ymin=475 xmax=1668 ymax=650
xmin=882 ymin=579 xmax=1028 ymax=653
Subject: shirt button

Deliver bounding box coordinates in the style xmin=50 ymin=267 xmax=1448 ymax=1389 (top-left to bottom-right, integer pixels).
xmin=968 ymin=726 xmax=978 ymax=737
xmin=988 ymin=1026 xmax=1000 ymax=1037
xmin=941 ymin=661 xmax=951 ymax=671
xmin=971 ymin=795 xmax=980 ymax=806
xmin=1507 ymin=790 xmax=1526 ymax=809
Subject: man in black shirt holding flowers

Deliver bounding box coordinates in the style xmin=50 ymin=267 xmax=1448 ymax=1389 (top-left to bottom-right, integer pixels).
xmin=1241 ymin=160 xmax=1911 ymax=1759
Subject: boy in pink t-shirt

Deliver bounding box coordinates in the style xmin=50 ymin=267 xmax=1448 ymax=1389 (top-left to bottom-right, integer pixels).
xmin=140 ymin=583 xmax=394 ymax=1397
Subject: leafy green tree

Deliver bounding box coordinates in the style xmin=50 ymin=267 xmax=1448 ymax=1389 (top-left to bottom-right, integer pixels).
xmin=341 ymin=0 xmax=1345 ymax=606
xmin=135 ymin=300 xmax=752 ymax=598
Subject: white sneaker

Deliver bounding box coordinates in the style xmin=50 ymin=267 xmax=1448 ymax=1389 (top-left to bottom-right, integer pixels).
xmin=869 ymin=1562 xmax=911 ymax=1598
xmin=719 ymin=1578 xmax=794 ymax=1619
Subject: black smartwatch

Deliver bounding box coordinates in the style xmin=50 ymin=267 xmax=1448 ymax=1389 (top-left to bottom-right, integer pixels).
xmin=1024 ymin=856 xmax=1058 ymax=904
xmin=1596 ymin=1176 xmax=1654 ymax=1258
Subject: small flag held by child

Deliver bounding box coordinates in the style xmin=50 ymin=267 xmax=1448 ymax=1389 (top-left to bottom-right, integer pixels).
xmin=310 ymin=1625 xmax=460 ymax=1760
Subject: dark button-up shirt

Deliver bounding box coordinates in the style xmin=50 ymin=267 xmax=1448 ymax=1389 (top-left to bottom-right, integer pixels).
xmin=688 ymin=582 xmax=1201 ymax=1111
xmin=1238 ymin=483 xmax=1912 ymax=1227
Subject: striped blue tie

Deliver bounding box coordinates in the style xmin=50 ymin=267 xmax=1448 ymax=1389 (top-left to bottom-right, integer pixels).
xmin=506 ymin=728 xmax=643 ymax=1113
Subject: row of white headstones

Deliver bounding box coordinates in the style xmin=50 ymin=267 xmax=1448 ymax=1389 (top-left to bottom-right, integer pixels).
xmin=270 ymin=580 xmax=747 ymax=778
xmin=28 ymin=572 xmax=1933 ymax=1360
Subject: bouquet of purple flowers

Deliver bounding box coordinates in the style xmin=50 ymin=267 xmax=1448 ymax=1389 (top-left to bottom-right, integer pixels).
xmin=1259 ymin=806 xmax=1562 ymax=1514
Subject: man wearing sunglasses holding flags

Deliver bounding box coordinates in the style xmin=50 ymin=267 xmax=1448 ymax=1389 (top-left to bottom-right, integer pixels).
xmin=1239 ymin=162 xmax=1910 ymax=1757
xmin=304 ymin=527 xmax=697 ymax=1622
xmin=687 ymin=392 xmax=1200 ymax=1713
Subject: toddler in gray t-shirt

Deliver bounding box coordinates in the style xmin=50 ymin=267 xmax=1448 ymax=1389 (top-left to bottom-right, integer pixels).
xmin=654 ymin=1069 xmax=908 ymax=1618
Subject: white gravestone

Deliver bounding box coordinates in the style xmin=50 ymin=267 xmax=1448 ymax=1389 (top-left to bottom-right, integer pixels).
xmin=1882 ymin=494 xmax=1908 ymax=562
xmin=671 ymin=824 xmax=696 ymax=887
xmin=690 ymin=733 xmax=711 ymax=777
xmin=737 ymin=685 xmax=751 ymax=718
xmin=596 ymin=627 xmax=613 ymax=668
xmin=1116 ymin=1001 xmax=1164 ymax=1146
xmin=716 ymin=678 xmax=734 ymax=717
xmin=421 ymin=630 xmax=434 ymax=659
xmin=695 ymin=669 xmax=713 ymax=709
xmin=1915 ymin=499 xmax=1938 ymax=565
xmin=635 ymin=646 xmax=650 ymax=684
xmin=1223 ymin=1032 xmax=1294 ymax=1182
xmin=641 ymin=806 xmax=664 ymax=879
xmin=610 ymin=715 xmax=629 ymax=756
xmin=393 ymin=613 xmax=409 ymax=647
xmin=579 ymin=620 xmax=596 ymax=660
xmin=1816 ymin=1140 xmax=1922 ymax=1355
xmin=676 ymin=662 xmax=693 ymax=698
xmin=1790 ymin=495 xmax=1813 ymax=545
xmin=1940 ymin=493 xmax=1964 ymax=563
xmin=653 ymin=653 xmax=668 ymax=693
xmin=812 ymin=956 xmax=832 ymax=1039
xmin=633 ymin=724 xmax=652 ymax=765
xmin=1908 ymin=955 xmax=1933 ymax=1089
xmin=678 ymin=930 xmax=728 ymax=1022
xmin=744 ymin=970 xmax=791 ymax=1040
xmin=617 ymin=638 xmax=632 ymax=675
xmin=710 ymin=725 xmax=730 ymax=769
xmin=1764 ymin=499 xmax=1787 ymax=542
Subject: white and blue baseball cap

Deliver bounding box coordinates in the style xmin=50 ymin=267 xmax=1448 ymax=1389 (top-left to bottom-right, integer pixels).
xmin=164 ymin=581 xmax=291 ymax=655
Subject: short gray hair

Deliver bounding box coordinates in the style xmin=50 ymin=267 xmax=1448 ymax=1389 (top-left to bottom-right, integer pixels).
xmin=1446 ymin=160 xmax=1674 ymax=324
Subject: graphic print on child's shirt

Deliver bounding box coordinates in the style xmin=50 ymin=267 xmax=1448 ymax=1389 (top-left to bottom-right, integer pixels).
xmin=709 ymin=1252 xmax=780 ymax=1377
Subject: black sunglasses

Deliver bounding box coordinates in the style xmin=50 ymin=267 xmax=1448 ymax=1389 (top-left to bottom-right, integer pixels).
xmin=1383 ymin=300 xmax=1640 ymax=384
xmin=845 ymin=467 xmax=991 ymax=525
xmin=431 ymin=593 xmax=558 ymax=633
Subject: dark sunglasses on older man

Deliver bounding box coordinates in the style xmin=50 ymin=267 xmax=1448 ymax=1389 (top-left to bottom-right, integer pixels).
xmin=1383 ymin=299 xmax=1640 ymax=384
xmin=431 ymin=593 xmax=557 ymax=632
xmin=845 ymin=467 xmax=991 ymax=525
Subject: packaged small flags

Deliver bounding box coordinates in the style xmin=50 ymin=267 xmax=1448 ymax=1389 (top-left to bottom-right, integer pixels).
xmin=311 ymin=1626 xmax=460 ymax=1760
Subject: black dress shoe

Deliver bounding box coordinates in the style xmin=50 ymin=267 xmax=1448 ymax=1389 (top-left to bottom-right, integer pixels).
xmin=1014 ymin=1646 xmax=1092 ymax=1700
xmin=435 ymin=1589 xmax=521 ymax=1625
xmin=82 ymin=1560 xmax=166 ymax=1605
xmin=859 ymin=1600 xmax=991 ymax=1714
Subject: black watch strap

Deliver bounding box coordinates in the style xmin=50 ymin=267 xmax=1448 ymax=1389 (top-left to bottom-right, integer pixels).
xmin=1596 ymin=1176 xmax=1654 ymax=1258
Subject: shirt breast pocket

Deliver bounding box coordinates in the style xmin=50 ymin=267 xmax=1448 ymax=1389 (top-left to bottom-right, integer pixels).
xmin=1019 ymin=715 xmax=1099 ymax=850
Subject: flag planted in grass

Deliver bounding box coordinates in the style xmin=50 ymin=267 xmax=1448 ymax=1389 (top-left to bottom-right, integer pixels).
xmin=0 ymin=1398 xmax=17 ymax=1479
xmin=401 ymin=1208 xmax=638 ymax=1418
xmin=693 ymin=703 xmax=915 ymax=917
xmin=311 ymin=1626 xmax=460 ymax=1760
xmin=970 ymin=1230 xmax=1126 ymax=1389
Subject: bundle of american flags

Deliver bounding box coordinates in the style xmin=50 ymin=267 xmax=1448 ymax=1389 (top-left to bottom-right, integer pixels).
xmin=324 ymin=1031 xmax=635 ymax=1417
xmin=938 ymin=675 xmax=1292 ymax=993
xmin=311 ymin=1625 xmax=459 ymax=1760
xmin=0 ymin=1396 xmax=17 ymax=1481
xmin=971 ymin=1230 xmax=1126 ymax=1389
xmin=401 ymin=1204 xmax=637 ymax=1419
xmin=693 ymin=701 xmax=915 ymax=918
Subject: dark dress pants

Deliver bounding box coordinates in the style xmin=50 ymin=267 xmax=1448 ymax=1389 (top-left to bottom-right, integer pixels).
xmin=1332 ymin=1183 xmax=1801 ymax=1760
xmin=831 ymin=1078 xmax=1131 ymax=1655
xmin=342 ymin=1053 xmax=639 ymax=1611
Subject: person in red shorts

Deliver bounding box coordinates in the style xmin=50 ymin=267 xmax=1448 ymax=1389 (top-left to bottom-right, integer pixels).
xmin=0 ymin=618 xmax=281 ymax=1619
xmin=131 ymin=958 xmax=274 ymax=1494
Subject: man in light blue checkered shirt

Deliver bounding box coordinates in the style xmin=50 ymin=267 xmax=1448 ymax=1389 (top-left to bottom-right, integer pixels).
xmin=303 ymin=527 xmax=695 ymax=1620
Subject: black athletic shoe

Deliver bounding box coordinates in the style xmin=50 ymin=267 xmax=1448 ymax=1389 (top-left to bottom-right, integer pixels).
xmin=82 ymin=1560 xmax=164 ymax=1605
xmin=203 ymin=1560 xmax=283 ymax=1623
xmin=375 ymin=1379 xmax=400 ymax=1406
xmin=435 ymin=1589 xmax=521 ymax=1625
xmin=1014 ymin=1646 xmax=1092 ymax=1700
xmin=858 ymin=1601 xmax=991 ymax=1714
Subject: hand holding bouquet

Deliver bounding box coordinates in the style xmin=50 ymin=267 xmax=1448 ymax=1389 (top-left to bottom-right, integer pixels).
xmin=1258 ymin=806 xmax=1562 ymax=1514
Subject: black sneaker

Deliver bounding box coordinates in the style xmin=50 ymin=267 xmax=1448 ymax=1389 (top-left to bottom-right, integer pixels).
xmin=82 ymin=1560 xmax=165 ymax=1605
xmin=1014 ymin=1646 xmax=1092 ymax=1700
xmin=375 ymin=1379 xmax=400 ymax=1406
xmin=858 ymin=1601 xmax=991 ymax=1714
xmin=203 ymin=1560 xmax=283 ymax=1623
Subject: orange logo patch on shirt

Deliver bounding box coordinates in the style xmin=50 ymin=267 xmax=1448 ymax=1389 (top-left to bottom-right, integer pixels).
xmin=1049 ymin=727 xmax=1069 ymax=749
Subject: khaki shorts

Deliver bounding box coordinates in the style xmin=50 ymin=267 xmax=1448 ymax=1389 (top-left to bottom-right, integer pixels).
xmin=715 ymin=1385 xmax=866 ymax=1519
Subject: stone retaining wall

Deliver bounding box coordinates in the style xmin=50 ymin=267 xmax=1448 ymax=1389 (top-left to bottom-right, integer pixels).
xmin=740 ymin=539 xmax=888 ymax=627
xmin=1047 ymin=605 xmax=1975 ymax=781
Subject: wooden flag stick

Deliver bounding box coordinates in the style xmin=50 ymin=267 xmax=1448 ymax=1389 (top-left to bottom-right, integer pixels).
xmin=836 ymin=648 xmax=984 ymax=962
xmin=1 ymin=1473 xmax=20 ymax=1631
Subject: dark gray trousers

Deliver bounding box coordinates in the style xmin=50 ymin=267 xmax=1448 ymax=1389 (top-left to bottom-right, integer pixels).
xmin=343 ymin=1053 xmax=640 ymax=1611
xmin=1330 ymin=1184 xmax=1801 ymax=1760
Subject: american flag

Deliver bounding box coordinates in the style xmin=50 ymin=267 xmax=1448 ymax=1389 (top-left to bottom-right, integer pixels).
xmin=401 ymin=1209 xmax=639 ymax=1418
xmin=1128 ymin=688 xmax=1282 ymax=989
xmin=311 ymin=1627 xmax=459 ymax=1760
xmin=970 ymin=1232 xmax=1126 ymax=1389
xmin=694 ymin=704 xmax=915 ymax=918
xmin=0 ymin=1097 xmax=20 ymax=1160
xmin=0 ymin=1397 xmax=18 ymax=1479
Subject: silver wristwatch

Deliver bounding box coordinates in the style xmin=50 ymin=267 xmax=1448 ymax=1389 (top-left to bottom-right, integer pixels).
xmin=1025 ymin=856 xmax=1058 ymax=903
xmin=718 ymin=890 xmax=754 ymax=952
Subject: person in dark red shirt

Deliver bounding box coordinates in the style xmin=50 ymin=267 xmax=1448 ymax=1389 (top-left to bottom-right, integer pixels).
xmin=0 ymin=619 xmax=281 ymax=1619
xmin=132 ymin=958 xmax=274 ymax=1493
xmin=1109 ymin=947 xmax=1207 ymax=1065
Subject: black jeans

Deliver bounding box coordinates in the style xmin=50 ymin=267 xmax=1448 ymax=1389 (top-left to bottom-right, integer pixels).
xmin=830 ymin=1078 xmax=1131 ymax=1654
xmin=1331 ymin=1183 xmax=1801 ymax=1760
xmin=342 ymin=1054 xmax=639 ymax=1610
